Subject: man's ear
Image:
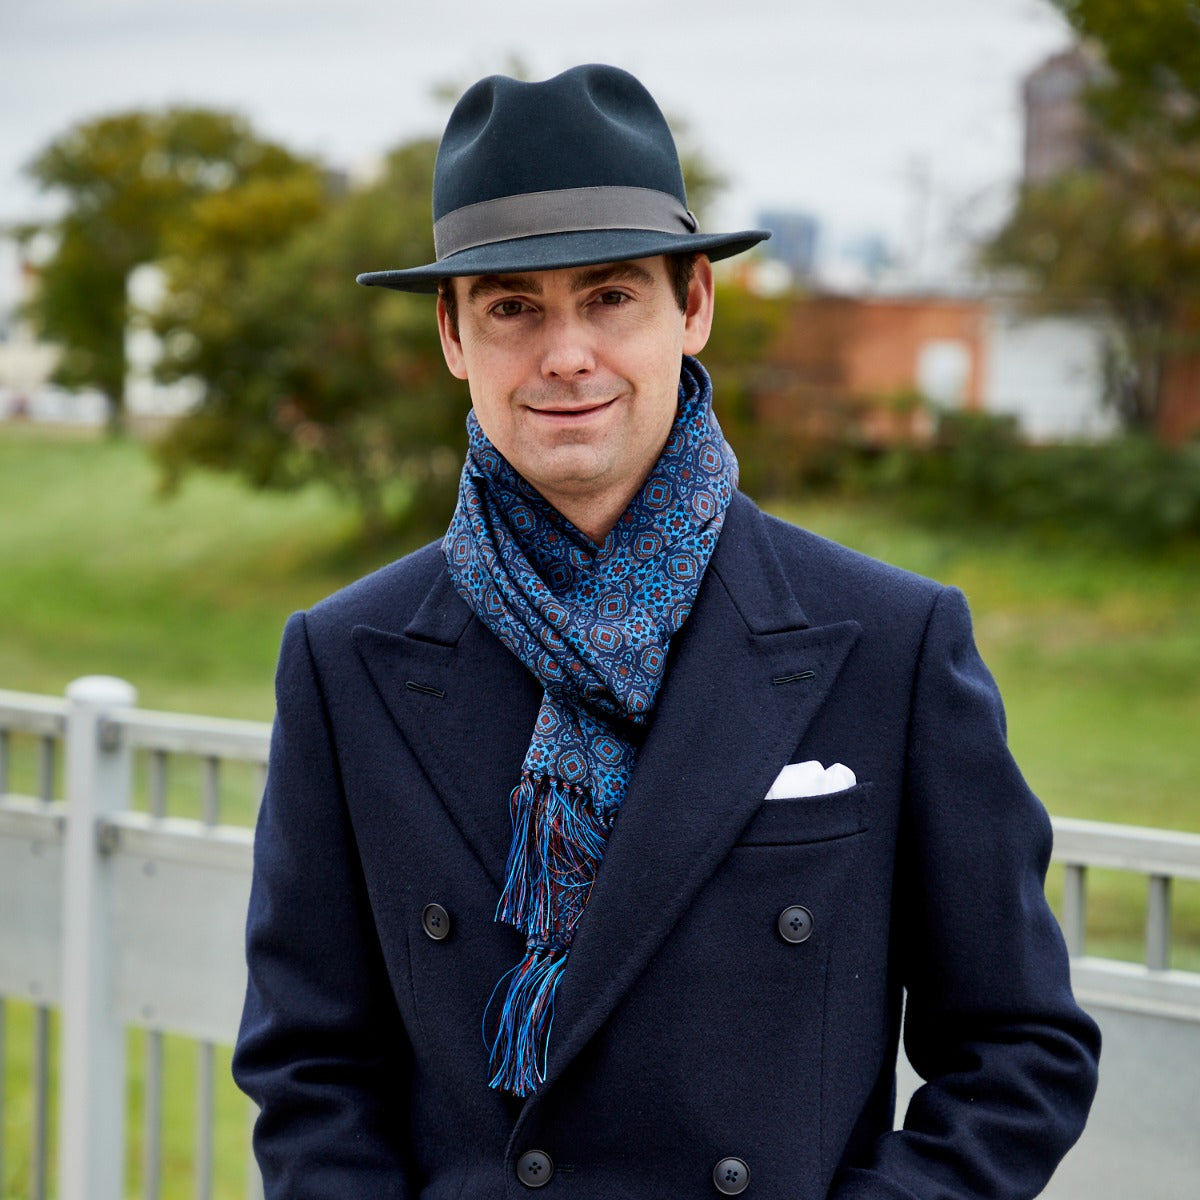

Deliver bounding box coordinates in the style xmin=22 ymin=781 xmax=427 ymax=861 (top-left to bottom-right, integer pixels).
xmin=681 ymin=255 xmax=715 ymax=356
xmin=437 ymin=293 xmax=469 ymax=381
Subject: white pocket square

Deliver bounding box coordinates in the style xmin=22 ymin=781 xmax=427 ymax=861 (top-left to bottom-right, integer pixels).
xmin=766 ymin=760 xmax=856 ymax=800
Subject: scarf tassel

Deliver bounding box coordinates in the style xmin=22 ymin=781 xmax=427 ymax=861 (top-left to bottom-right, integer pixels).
xmin=487 ymin=773 xmax=609 ymax=1095
xmin=496 ymin=773 xmax=610 ymax=940
xmin=485 ymin=947 xmax=567 ymax=1096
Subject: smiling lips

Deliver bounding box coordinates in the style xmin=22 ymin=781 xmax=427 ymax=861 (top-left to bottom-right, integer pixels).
xmin=527 ymin=397 xmax=618 ymax=422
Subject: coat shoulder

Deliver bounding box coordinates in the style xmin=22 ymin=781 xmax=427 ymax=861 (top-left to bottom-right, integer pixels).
xmin=746 ymin=497 xmax=946 ymax=628
xmin=300 ymin=538 xmax=449 ymax=640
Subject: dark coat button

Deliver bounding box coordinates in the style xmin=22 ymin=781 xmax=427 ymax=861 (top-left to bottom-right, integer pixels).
xmin=713 ymin=1156 xmax=750 ymax=1195
xmin=421 ymin=903 xmax=451 ymax=941
xmin=516 ymin=1149 xmax=554 ymax=1188
xmin=778 ymin=905 xmax=813 ymax=944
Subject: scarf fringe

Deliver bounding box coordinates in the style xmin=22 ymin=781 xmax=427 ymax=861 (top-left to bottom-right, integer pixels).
xmin=485 ymin=947 xmax=567 ymax=1096
xmin=488 ymin=773 xmax=607 ymax=1094
xmin=497 ymin=773 xmax=610 ymax=941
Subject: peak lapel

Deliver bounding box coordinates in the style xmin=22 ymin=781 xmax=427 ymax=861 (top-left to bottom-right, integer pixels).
xmin=539 ymin=496 xmax=860 ymax=1091
xmin=352 ymin=573 xmax=539 ymax=890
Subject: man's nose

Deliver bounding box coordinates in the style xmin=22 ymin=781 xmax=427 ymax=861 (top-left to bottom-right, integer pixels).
xmin=539 ymin=310 xmax=595 ymax=379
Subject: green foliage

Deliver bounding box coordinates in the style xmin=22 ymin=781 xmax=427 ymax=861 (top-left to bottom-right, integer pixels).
xmin=155 ymin=139 xmax=468 ymax=542
xmin=838 ymin=412 xmax=1200 ymax=550
xmin=704 ymin=282 xmax=789 ymax=493
xmin=1056 ymin=0 xmax=1200 ymax=139
xmin=19 ymin=108 xmax=314 ymax=431
xmin=983 ymin=0 xmax=1200 ymax=428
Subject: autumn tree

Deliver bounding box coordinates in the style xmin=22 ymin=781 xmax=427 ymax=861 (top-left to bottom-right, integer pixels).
xmin=983 ymin=0 xmax=1200 ymax=430
xmin=703 ymin=282 xmax=789 ymax=495
xmin=154 ymin=140 xmax=468 ymax=541
xmin=20 ymin=108 xmax=315 ymax=431
xmin=151 ymin=99 xmax=734 ymax=541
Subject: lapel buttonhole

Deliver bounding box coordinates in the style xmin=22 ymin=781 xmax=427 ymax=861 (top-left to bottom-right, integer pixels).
xmin=405 ymin=680 xmax=447 ymax=699
xmin=772 ymin=670 xmax=817 ymax=686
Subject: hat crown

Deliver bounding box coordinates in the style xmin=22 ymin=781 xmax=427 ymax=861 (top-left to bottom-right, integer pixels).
xmin=433 ymin=64 xmax=687 ymax=220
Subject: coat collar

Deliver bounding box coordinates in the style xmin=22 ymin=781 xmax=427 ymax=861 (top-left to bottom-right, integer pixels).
xmin=352 ymin=493 xmax=860 ymax=1102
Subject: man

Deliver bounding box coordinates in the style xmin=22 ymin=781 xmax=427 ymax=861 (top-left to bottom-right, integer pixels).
xmin=234 ymin=64 xmax=1099 ymax=1198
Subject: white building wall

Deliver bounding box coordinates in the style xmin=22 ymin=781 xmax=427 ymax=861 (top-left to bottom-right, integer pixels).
xmin=983 ymin=305 xmax=1116 ymax=440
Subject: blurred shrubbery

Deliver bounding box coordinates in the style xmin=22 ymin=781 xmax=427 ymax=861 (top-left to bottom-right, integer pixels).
xmin=749 ymin=412 xmax=1200 ymax=551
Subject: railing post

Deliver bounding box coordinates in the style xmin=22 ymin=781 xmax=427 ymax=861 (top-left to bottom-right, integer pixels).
xmin=1146 ymin=873 xmax=1172 ymax=971
xmin=59 ymin=675 xmax=137 ymax=1200
xmin=1061 ymin=863 xmax=1087 ymax=957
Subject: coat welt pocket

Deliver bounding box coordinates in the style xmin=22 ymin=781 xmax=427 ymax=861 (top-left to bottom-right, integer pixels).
xmin=737 ymin=782 xmax=872 ymax=846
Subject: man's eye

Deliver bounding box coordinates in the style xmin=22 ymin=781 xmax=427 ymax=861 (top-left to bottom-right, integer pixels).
xmin=492 ymin=300 xmax=527 ymax=317
xmin=597 ymin=291 xmax=629 ymax=306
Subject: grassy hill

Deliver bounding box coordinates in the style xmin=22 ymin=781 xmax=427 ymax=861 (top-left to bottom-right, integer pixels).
xmin=2 ymin=423 xmax=1198 ymax=964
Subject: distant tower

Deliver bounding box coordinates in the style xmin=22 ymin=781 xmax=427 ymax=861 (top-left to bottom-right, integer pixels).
xmin=1022 ymin=46 xmax=1104 ymax=184
xmin=756 ymin=210 xmax=821 ymax=281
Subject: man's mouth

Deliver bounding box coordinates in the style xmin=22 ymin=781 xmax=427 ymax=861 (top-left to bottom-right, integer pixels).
xmin=529 ymin=397 xmax=617 ymax=420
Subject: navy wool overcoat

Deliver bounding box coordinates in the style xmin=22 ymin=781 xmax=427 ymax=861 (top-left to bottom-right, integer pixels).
xmin=234 ymin=492 xmax=1100 ymax=1199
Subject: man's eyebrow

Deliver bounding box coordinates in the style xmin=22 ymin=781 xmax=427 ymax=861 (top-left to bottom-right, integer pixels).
xmin=465 ymin=274 xmax=543 ymax=304
xmin=464 ymin=262 xmax=656 ymax=306
xmin=569 ymin=262 xmax=656 ymax=290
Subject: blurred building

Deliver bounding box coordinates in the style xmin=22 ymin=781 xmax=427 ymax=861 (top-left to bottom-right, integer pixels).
xmin=0 ymin=244 xmax=64 ymax=420
xmin=1022 ymin=46 xmax=1105 ymax=184
xmin=755 ymin=209 xmax=821 ymax=283
xmin=983 ymin=303 xmax=1115 ymax=440
xmin=1019 ymin=45 xmax=1200 ymax=440
xmin=749 ymin=291 xmax=1123 ymax=446
xmin=753 ymin=294 xmax=983 ymax=447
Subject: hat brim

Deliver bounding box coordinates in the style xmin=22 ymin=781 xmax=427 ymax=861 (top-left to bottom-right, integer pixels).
xmin=356 ymin=227 xmax=770 ymax=294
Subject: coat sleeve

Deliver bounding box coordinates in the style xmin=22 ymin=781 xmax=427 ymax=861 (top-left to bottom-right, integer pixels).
xmin=831 ymin=586 xmax=1100 ymax=1200
xmin=233 ymin=611 xmax=415 ymax=1199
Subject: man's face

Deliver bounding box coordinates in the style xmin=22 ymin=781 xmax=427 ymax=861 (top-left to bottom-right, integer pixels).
xmin=437 ymin=254 xmax=714 ymax=541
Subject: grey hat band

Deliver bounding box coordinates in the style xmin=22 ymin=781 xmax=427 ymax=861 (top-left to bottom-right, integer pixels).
xmin=433 ymin=185 xmax=699 ymax=261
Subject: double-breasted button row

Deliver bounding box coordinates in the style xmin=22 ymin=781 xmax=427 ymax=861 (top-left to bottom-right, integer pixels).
xmin=777 ymin=904 xmax=814 ymax=944
xmin=517 ymin=1149 xmax=746 ymax=1192
xmin=421 ymin=902 xmax=451 ymax=941
xmin=516 ymin=1149 xmax=554 ymax=1188
xmin=713 ymin=1156 xmax=750 ymax=1195
xmin=515 ymin=1147 xmax=748 ymax=1192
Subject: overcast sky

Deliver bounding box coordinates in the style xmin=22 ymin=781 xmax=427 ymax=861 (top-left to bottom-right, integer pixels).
xmin=1 ymin=0 xmax=1072 ymax=288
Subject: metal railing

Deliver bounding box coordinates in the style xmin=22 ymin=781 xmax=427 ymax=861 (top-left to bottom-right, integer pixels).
xmin=2 ymin=678 xmax=1199 ymax=1199
xmin=1053 ymin=817 xmax=1200 ymax=1020
xmin=1 ymin=679 xmax=268 ymax=1200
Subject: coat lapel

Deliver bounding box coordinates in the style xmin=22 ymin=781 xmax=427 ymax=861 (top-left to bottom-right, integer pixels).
xmin=351 ymin=573 xmax=540 ymax=891
xmin=539 ymin=494 xmax=860 ymax=1091
xmin=350 ymin=497 xmax=860 ymax=1104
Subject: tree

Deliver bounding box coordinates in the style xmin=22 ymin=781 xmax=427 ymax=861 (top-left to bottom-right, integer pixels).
xmin=151 ymin=107 xmax=735 ymax=542
xmin=983 ymin=0 xmax=1200 ymax=430
xmin=703 ymin=282 xmax=789 ymax=494
xmin=19 ymin=108 xmax=314 ymax=431
xmin=154 ymin=140 xmax=468 ymax=542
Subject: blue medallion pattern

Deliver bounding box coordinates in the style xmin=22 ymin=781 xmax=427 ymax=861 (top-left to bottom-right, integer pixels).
xmin=443 ymin=355 xmax=737 ymax=1095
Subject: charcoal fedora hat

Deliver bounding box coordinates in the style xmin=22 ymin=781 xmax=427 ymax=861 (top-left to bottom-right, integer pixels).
xmin=356 ymin=64 xmax=769 ymax=294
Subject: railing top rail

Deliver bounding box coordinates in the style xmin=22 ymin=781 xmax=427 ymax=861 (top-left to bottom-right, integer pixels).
xmin=1052 ymin=816 xmax=1200 ymax=882
xmin=7 ymin=686 xmax=1200 ymax=877
xmin=113 ymin=708 xmax=272 ymax=761
xmin=0 ymin=687 xmax=273 ymax=761
xmin=0 ymin=688 xmax=68 ymax=736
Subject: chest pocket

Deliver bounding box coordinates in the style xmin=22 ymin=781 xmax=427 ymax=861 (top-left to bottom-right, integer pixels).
xmin=736 ymin=781 xmax=871 ymax=846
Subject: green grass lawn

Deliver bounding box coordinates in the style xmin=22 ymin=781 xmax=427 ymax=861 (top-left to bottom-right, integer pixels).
xmin=2 ymin=426 xmax=1199 ymax=1196
xmin=0 ymin=424 xmax=380 ymax=718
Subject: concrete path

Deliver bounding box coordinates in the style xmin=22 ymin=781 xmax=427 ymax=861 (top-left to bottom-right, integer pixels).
xmin=896 ymin=1003 xmax=1199 ymax=1198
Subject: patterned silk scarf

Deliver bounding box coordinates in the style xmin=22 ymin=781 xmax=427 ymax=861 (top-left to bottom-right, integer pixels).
xmin=443 ymin=355 xmax=737 ymax=1095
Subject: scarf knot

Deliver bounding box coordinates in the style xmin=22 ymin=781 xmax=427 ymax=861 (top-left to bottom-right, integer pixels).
xmin=444 ymin=355 xmax=736 ymax=1095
